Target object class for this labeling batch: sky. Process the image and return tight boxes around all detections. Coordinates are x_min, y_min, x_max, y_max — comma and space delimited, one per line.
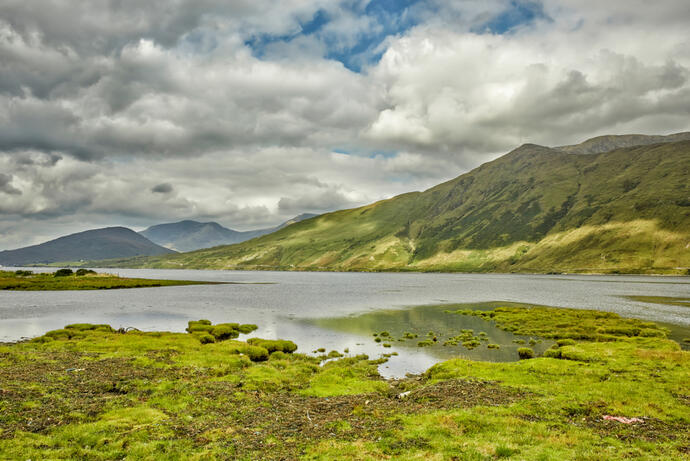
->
1, 0, 689, 249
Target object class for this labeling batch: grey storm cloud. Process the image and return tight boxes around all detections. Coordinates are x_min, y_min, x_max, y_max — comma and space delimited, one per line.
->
151, 183, 174, 194
0, 173, 21, 195
0, 0, 689, 248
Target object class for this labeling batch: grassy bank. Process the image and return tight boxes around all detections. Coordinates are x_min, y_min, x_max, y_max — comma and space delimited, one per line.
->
0, 270, 218, 291
0, 307, 688, 459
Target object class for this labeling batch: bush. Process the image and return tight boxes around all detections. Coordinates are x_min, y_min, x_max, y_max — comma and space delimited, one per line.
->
44, 329, 84, 340
247, 338, 297, 354
462, 340, 481, 349
75, 269, 97, 276
211, 325, 239, 340
198, 334, 215, 344
270, 351, 288, 360
65, 323, 114, 332
14, 270, 32, 276
237, 324, 258, 334
556, 339, 577, 347
518, 347, 534, 359
54, 269, 73, 277
417, 340, 433, 347
187, 324, 213, 334
187, 320, 214, 333
487, 343, 500, 349
543, 348, 562, 358
243, 345, 269, 362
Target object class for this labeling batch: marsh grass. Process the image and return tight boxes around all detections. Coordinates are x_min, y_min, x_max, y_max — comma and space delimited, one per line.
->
0, 270, 217, 291
1, 304, 688, 460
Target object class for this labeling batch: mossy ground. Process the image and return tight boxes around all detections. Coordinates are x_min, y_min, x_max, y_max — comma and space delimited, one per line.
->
0, 270, 218, 290
1, 306, 688, 460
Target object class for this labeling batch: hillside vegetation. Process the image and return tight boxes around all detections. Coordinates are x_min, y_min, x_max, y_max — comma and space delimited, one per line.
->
92, 135, 690, 274
0, 227, 174, 266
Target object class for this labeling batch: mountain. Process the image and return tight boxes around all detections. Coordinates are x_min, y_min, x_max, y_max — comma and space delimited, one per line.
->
140, 214, 318, 252
557, 132, 690, 155
0, 227, 175, 266
88, 133, 690, 274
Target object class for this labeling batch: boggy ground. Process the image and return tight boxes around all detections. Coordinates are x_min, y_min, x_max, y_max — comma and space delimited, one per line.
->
0, 306, 688, 460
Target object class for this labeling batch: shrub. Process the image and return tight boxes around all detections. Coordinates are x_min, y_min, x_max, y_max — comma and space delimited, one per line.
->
462, 340, 481, 349
14, 270, 33, 276
243, 345, 269, 362
487, 343, 500, 349
270, 351, 288, 360
518, 347, 534, 359
247, 338, 298, 354
383, 343, 392, 348
556, 339, 577, 347
75, 269, 97, 276
211, 325, 239, 341
187, 324, 213, 334
403, 332, 417, 339
237, 324, 258, 334
44, 329, 84, 340
65, 323, 114, 332
54, 269, 73, 277
198, 334, 215, 344
543, 348, 562, 359
187, 320, 214, 333
417, 340, 433, 347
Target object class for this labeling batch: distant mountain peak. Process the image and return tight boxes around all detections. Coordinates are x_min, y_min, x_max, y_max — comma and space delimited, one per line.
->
140, 214, 319, 252
557, 131, 690, 155
0, 227, 174, 266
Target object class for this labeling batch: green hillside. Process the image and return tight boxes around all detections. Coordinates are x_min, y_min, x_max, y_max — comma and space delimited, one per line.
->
94, 136, 690, 274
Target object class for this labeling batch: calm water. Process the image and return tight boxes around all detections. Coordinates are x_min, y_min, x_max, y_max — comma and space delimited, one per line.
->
1, 268, 689, 377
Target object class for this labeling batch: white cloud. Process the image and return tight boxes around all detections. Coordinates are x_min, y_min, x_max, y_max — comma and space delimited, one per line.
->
0, 0, 689, 248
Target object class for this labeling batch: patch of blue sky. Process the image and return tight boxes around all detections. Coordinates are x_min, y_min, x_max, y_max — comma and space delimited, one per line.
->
244, 0, 426, 72
474, 1, 550, 34
244, 0, 548, 71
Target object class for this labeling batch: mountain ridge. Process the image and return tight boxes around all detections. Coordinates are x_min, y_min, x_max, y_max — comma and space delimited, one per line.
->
80, 133, 690, 274
0, 227, 175, 266
139, 214, 318, 252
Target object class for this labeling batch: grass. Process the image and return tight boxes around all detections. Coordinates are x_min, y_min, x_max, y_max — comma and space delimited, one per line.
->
0, 270, 218, 291
0, 305, 688, 459
85, 140, 690, 274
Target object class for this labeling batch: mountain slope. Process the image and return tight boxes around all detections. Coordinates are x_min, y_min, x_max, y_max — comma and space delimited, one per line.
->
140, 214, 318, 252
91, 134, 690, 274
0, 227, 175, 266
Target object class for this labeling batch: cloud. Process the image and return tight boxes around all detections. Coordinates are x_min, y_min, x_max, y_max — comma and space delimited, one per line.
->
0, 0, 689, 248
151, 183, 174, 194
0, 173, 21, 195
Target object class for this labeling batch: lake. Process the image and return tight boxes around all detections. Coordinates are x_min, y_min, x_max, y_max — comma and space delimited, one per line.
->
1, 268, 689, 377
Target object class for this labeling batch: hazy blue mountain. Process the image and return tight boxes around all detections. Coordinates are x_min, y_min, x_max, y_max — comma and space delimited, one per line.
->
0, 227, 175, 266
140, 214, 318, 251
